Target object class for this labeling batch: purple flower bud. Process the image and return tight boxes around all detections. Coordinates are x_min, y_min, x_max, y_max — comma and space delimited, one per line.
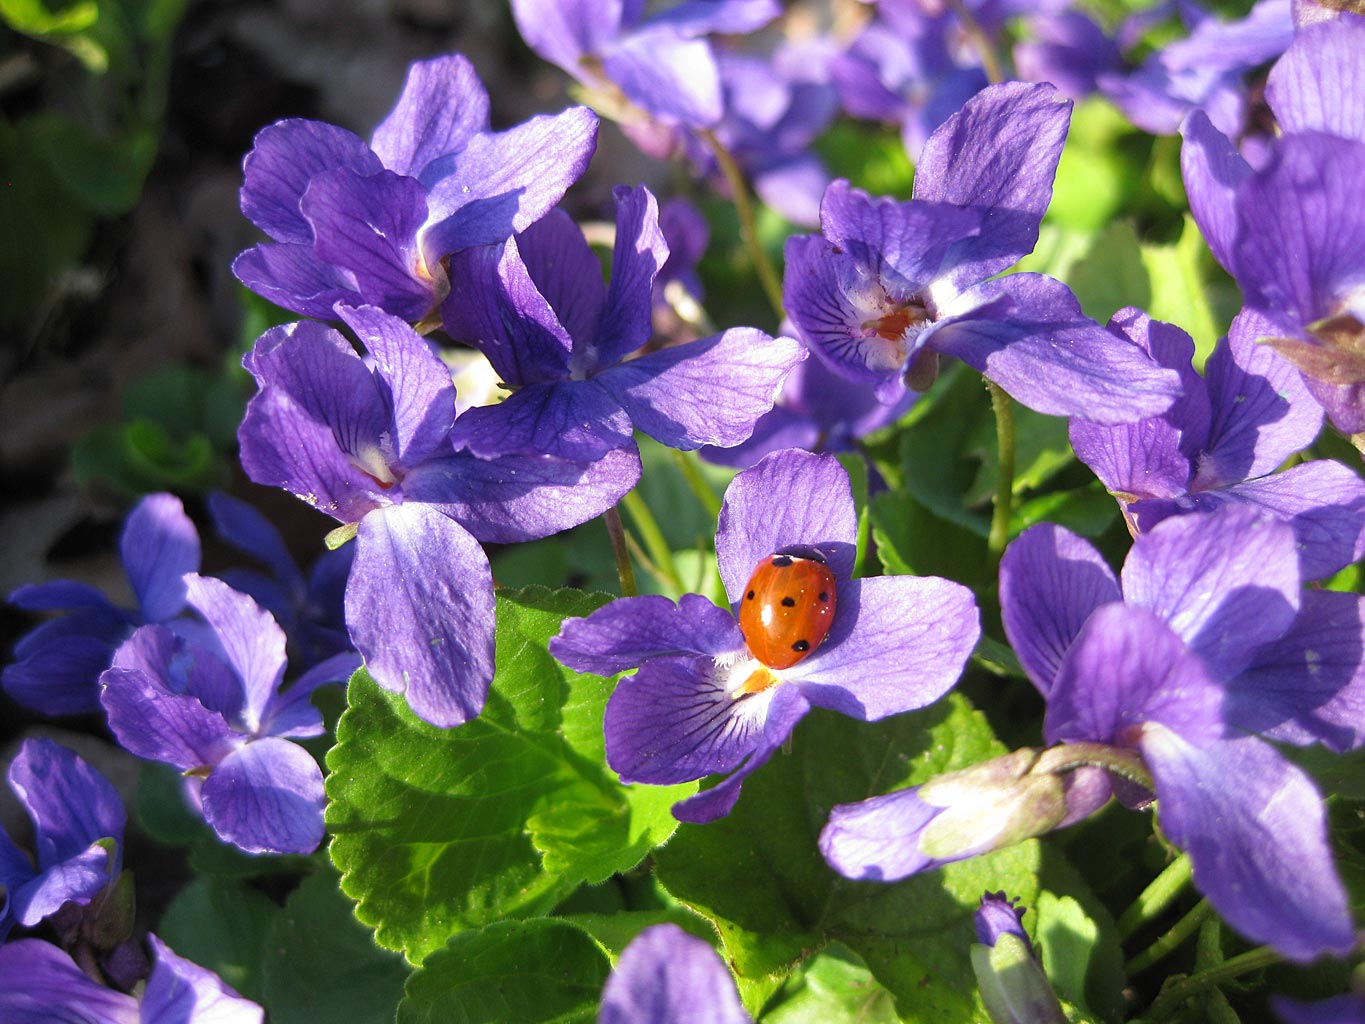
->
971, 892, 1066, 1024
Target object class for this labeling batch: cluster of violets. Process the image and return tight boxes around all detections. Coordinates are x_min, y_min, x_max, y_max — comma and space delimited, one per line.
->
4, 0, 1365, 1019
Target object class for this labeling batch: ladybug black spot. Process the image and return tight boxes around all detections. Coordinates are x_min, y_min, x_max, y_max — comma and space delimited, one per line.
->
818, 592, 829, 602
780, 596, 796, 607
792, 639, 810, 652
747, 590, 755, 600
772, 555, 793, 567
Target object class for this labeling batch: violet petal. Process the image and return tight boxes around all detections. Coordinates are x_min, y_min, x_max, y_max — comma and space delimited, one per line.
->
200, 739, 325, 855
999, 523, 1121, 696
345, 505, 495, 728
551, 593, 744, 677
714, 449, 858, 605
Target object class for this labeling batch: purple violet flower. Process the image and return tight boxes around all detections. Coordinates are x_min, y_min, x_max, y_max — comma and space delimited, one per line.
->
1069, 307, 1365, 580
1013, 10, 1122, 101
1275, 991, 1365, 1024
0, 738, 125, 942
208, 491, 355, 667
1181, 17, 1365, 434
233, 54, 599, 323
598, 923, 751, 1024
0, 935, 263, 1024
441, 184, 806, 463
700, 353, 914, 469
823, 507, 1364, 961
4, 493, 199, 716
831, 6, 989, 163
99, 574, 358, 855
1098, 0, 1293, 140
510, 0, 781, 158
972, 892, 1067, 1024
783, 81, 1183, 420
685, 42, 839, 228
552, 448, 980, 823
238, 303, 640, 727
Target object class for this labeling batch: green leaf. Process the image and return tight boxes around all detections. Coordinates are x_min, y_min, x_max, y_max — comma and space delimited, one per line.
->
1013, 482, 1120, 538
561, 908, 716, 961
814, 122, 915, 199
763, 945, 901, 1024
0, 118, 96, 322
871, 489, 990, 592
1034, 888, 1125, 1024
261, 867, 411, 1024
326, 587, 695, 963
397, 919, 610, 1024
1141, 214, 1240, 368
1047, 100, 1141, 232
965, 403, 1077, 508
653, 696, 1042, 1022
0, 0, 106, 70
157, 878, 280, 1000
28, 114, 156, 216
896, 364, 993, 536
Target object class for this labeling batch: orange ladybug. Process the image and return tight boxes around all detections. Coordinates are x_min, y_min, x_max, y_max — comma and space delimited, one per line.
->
738, 553, 837, 670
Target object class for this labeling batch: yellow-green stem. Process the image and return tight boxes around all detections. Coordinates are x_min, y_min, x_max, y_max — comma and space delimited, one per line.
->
945, 0, 1005, 85
622, 490, 685, 595
1125, 900, 1211, 975
1138, 946, 1280, 1023
1117, 855, 1193, 941
604, 506, 637, 597
700, 129, 786, 324
986, 380, 1016, 563
671, 449, 722, 520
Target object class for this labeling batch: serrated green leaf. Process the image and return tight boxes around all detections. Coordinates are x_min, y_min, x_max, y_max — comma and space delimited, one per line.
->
262, 867, 411, 1024
397, 919, 610, 1024
653, 695, 1041, 1022
327, 588, 695, 963
157, 878, 280, 1000
560, 908, 715, 961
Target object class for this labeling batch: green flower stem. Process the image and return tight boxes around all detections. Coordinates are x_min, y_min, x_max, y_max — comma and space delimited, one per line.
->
603, 506, 638, 597
1117, 854, 1193, 942
671, 449, 723, 521
622, 490, 685, 595
699, 128, 786, 324
1125, 899, 1211, 976
986, 379, 1017, 563
945, 0, 1005, 85
1138, 946, 1280, 1023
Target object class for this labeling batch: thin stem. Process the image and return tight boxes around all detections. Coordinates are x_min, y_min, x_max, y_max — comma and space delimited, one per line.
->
699, 128, 785, 323
603, 507, 638, 597
622, 490, 685, 594
944, 0, 1005, 85
1125, 899, 1211, 975
1117, 855, 1193, 942
1139, 946, 1280, 1023
986, 380, 1016, 563
671, 449, 722, 521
